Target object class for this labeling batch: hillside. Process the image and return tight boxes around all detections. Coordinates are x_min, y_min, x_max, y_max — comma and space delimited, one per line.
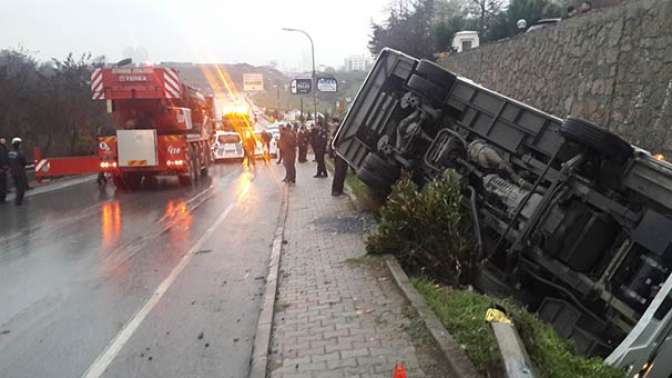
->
159, 62, 290, 96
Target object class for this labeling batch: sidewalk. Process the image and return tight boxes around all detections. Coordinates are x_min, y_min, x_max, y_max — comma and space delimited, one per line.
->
268, 160, 451, 378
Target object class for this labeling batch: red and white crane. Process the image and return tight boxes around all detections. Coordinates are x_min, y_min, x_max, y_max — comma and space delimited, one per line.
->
92, 66, 214, 189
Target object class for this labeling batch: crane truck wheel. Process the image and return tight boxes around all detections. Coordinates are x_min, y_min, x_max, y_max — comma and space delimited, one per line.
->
200, 145, 210, 177
178, 148, 198, 186
124, 173, 142, 190
191, 147, 201, 182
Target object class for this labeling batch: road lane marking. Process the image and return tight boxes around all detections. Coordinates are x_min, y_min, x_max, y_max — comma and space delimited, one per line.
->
81, 178, 251, 378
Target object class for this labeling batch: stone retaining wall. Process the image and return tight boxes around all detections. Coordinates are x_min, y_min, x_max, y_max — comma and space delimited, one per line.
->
438, 0, 672, 153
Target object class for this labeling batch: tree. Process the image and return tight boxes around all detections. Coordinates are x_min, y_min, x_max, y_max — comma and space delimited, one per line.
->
369, 0, 436, 60
486, 0, 562, 41
432, 0, 478, 51
466, 0, 505, 37
0, 49, 110, 158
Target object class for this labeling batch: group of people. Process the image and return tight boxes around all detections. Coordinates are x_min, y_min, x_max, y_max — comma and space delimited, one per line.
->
0, 137, 29, 206
275, 119, 331, 184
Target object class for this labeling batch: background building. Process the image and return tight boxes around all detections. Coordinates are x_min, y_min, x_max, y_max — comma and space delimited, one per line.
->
343, 55, 371, 72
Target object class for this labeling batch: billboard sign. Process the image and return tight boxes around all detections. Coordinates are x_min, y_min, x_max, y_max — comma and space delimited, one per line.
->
290, 78, 312, 95
317, 77, 338, 92
243, 73, 264, 91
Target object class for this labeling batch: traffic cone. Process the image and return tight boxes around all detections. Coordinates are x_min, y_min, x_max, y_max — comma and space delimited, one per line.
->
392, 361, 407, 378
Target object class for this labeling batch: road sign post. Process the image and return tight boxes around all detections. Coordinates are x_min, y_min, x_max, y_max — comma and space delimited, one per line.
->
243, 73, 264, 92
290, 78, 312, 95
317, 77, 338, 92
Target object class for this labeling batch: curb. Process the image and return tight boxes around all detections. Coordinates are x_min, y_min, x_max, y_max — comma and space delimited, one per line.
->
249, 184, 289, 378
384, 255, 480, 378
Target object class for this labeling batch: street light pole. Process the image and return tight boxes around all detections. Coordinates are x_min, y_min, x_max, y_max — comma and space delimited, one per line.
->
282, 27, 318, 124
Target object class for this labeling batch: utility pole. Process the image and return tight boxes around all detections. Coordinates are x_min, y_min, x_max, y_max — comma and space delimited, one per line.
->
282, 28, 318, 124
300, 97, 304, 122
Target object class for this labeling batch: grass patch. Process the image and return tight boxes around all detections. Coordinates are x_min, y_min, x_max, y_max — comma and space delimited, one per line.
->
344, 170, 382, 211
326, 158, 382, 211
412, 278, 624, 378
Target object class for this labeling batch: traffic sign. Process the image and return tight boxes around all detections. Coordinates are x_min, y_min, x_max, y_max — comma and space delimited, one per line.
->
243, 73, 264, 91
317, 77, 337, 92
290, 78, 312, 95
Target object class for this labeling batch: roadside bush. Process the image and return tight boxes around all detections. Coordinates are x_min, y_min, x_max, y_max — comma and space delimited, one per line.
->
366, 172, 474, 285
413, 278, 625, 378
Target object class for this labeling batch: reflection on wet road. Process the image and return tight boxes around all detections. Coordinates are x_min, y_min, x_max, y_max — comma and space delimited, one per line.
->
0, 163, 284, 378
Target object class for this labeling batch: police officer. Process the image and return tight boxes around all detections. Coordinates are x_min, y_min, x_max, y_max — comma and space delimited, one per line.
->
313, 122, 328, 178
8, 137, 28, 206
330, 118, 348, 196
297, 126, 309, 163
0, 137, 9, 203
280, 125, 297, 183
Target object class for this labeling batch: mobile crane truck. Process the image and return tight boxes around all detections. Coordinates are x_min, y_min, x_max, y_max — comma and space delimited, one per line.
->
92, 66, 213, 190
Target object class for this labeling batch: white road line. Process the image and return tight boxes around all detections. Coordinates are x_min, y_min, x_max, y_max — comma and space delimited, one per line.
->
81, 182, 250, 378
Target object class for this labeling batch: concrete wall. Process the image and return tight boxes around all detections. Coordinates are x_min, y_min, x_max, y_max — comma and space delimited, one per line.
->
438, 0, 672, 153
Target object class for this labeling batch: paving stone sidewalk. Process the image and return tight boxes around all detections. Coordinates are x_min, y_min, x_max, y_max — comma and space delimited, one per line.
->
268, 160, 451, 378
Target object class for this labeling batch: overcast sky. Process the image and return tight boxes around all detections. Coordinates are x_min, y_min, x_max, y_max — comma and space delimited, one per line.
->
1, 0, 388, 71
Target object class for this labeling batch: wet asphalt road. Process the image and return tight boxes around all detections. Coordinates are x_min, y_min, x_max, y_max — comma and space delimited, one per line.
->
0, 161, 285, 378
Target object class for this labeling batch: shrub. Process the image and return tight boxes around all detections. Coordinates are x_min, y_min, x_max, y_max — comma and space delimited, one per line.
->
366, 172, 474, 285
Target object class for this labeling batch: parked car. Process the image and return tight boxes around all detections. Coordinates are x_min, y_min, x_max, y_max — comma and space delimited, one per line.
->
526, 18, 561, 32
212, 131, 244, 161
333, 48, 672, 378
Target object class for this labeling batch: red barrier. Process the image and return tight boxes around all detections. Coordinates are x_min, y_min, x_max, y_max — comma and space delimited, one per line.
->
34, 155, 101, 179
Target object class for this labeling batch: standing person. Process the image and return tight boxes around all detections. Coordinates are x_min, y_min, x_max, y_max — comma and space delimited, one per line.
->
278, 126, 288, 180
276, 125, 285, 165
330, 118, 348, 196
8, 137, 28, 206
242, 129, 256, 170
313, 123, 328, 178
297, 126, 308, 163
282, 126, 297, 183
0, 137, 8, 203
309, 126, 318, 161
260, 129, 272, 161
285, 129, 296, 184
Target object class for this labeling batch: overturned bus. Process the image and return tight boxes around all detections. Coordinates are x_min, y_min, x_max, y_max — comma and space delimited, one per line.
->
333, 48, 672, 377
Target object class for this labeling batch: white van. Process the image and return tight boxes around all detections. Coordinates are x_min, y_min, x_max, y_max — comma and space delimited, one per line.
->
212, 131, 244, 161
